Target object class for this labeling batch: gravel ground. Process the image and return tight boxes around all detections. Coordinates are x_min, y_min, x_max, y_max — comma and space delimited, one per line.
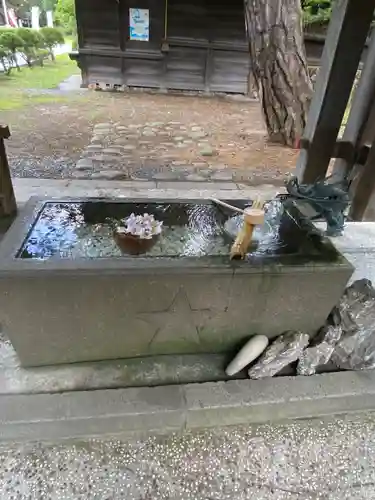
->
3, 90, 298, 183
1, 413, 375, 499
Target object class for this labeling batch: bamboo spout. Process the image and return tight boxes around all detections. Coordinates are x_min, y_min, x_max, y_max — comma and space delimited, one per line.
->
230, 200, 265, 260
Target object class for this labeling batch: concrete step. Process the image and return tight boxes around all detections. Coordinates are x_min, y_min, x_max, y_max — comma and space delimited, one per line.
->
12, 178, 283, 204
1, 370, 375, 442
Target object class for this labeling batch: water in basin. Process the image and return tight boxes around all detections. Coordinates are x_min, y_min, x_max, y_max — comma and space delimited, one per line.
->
16, 199, 336, 262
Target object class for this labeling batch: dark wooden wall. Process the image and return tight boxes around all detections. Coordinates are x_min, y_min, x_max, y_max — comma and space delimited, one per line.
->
73, 0, 357, 94
75, 0, 251, 93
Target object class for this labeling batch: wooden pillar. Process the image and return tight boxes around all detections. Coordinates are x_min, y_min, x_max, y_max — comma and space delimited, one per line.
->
347, 97, 375, 220
332, 29, 375, 181
0, 125, 17, 218
349, 131, 375, 220
296, 0, 375, 184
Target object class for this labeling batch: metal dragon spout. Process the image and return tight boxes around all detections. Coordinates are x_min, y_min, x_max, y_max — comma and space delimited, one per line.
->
283, 176, 350, 236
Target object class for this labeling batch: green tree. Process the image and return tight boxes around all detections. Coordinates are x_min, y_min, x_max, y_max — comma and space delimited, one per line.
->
54, 0, 76, 35
40, 26, 64, 60
15, 27, 44, 67
245, 0, 313, 147
0, 29, 24, 71
0, 45, 12, 75
244, 0, 336, 147
302, 0, 333, 26
0, 33, 13, 75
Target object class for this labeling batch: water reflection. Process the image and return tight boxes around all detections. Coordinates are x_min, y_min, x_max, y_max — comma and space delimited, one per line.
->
223, 200, 286, 256
17, 199, 318, 261
20, 204, 85, 259
181, 204, 223, 256
20, 202, 232, 259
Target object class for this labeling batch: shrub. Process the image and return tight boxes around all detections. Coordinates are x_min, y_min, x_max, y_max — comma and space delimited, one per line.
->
0, 42, 12, 75
0, 27, 65, 75
0, 29, 24, 71
15, 28, 45, 67
35, 48, 50, 67
71, 35, 78, 51
55, 0, 77, 36
302, 0, 332, 26
40, 27, 65, 61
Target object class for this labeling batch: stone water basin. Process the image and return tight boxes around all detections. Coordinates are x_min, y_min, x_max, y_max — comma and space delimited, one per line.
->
0, 197, 353, 367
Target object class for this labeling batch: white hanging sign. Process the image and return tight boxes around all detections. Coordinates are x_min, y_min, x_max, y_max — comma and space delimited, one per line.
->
129, 8, 149, 41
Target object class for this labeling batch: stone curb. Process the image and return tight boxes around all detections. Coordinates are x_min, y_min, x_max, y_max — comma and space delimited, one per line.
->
1, 371, 375, 443
13, 178, 283, 204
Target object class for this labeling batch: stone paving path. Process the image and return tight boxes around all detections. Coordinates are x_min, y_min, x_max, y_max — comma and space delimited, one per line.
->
74, 118, 292, 184
5, 91, 298, 184
0, 413, 374, 499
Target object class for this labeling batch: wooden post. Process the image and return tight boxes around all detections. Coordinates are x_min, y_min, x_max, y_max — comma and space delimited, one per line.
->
296, 0, 375, 184
349, 131, 375, 220
0, 125, 17, 218
347, 97, 375, 221
332, 29, 375, 181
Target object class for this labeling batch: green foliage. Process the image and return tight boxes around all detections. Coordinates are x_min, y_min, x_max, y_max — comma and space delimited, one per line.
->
15, 27, 44, 50
0, 45, 13, 75
0, 27, 66, 72
0, 30, 24, 54
301, 0, 333, 26
40, 27, 65, 60
40, 27, 65, 48
15, 28, 44, 67
302, 0, 375, 27
35, 47, 50, 66
54, 0, 76, 35
0, 53, 80, 110
71, 35, 78, 51
0, 28, 12, 75
0, 29, 24, 73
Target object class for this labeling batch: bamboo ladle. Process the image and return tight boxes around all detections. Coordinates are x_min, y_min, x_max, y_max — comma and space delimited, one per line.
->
210, 198, 265, 260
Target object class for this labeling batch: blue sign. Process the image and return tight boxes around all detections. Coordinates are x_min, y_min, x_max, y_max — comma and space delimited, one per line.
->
129, 8, 150, 41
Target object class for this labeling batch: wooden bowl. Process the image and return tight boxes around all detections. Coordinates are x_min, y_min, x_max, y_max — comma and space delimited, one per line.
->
114, 231, 160, 255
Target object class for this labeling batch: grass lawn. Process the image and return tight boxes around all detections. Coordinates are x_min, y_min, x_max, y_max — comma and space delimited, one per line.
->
0, 54, 80, 111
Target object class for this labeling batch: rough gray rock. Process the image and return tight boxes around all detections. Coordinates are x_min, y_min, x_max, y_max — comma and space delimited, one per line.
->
248, 331, 310, 379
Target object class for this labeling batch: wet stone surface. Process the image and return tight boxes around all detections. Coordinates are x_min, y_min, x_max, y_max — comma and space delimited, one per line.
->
0, 413, 375, 499
16, 199, 308, 261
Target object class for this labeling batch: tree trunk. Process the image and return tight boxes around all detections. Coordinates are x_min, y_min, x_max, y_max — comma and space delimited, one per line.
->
0, 57, 11, 76
11, 52, 20, 71
244, 0, 313, 146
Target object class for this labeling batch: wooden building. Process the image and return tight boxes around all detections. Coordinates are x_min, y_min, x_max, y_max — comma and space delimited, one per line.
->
72, 0, 329, 94
73, 0, 253, 93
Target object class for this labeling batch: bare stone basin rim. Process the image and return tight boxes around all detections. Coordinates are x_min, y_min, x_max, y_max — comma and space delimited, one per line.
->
0, 196, 354, 367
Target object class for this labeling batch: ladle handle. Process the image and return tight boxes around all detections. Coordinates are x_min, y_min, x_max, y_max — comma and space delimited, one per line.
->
210, 198, 245, 214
